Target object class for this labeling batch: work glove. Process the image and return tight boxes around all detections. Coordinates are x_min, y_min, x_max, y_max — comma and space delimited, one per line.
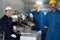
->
30, 13, 33, 18
11, 34, 16, 38
37, 31, 42, 34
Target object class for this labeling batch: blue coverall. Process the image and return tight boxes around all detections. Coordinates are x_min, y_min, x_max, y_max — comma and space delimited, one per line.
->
26, 11, 45, 40
45, 9, 60, 40
31, 11, 45, 31
0, 15, 21, 40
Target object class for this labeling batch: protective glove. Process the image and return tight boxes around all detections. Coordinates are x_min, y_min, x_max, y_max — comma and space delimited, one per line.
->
37, 31, 42, 34
11, 34, 16, 38
30, 13, 33, 18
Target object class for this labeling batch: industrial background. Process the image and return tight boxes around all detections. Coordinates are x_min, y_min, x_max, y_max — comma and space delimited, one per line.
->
0, 0, 60, 40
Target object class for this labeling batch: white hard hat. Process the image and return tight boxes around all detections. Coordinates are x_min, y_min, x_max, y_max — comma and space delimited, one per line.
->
5, 6, 12, 10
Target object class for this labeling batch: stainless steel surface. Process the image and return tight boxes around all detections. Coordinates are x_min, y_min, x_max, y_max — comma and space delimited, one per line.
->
20, 30, 41, 40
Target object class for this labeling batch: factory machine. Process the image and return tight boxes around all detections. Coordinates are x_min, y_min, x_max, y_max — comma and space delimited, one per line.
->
11, 12, 48, 40
11, 12, 34, 31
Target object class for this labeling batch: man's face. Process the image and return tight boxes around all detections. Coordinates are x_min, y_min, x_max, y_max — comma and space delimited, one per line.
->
5, 10, 12, 16
34, 6, 40, 11
50, 4, 57, 10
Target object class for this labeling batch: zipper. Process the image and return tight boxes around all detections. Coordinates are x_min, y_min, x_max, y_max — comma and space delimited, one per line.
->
52, 12, 54, 33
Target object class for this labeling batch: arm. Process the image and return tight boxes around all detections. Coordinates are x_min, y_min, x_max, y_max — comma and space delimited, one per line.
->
40, 11, 46, 31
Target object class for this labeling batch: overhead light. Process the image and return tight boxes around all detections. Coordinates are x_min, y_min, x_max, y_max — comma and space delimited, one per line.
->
36, 0, 43, 5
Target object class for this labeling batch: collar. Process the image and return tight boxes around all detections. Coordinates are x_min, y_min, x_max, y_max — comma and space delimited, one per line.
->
51, 9, 58, 13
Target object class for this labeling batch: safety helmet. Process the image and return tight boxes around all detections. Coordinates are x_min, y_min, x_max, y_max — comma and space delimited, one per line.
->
34, 3, 39, 8
5, 6, 12, 11
49, 0, 57, 5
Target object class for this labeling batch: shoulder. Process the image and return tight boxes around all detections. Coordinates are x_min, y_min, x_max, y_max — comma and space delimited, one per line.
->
31, 11, 36, 13
31, 11, 36, 15
0, 15, 6, 23
0, 15, 5, 21
39, 11, 46, 16
40, 11, 44, 14
46, 11, 51, 15
57, 9, 60, 12
56, 10, 60, 15
40, 11, 44, 13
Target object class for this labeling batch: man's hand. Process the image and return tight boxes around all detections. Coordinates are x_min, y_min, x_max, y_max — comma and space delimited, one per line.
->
11, 34, 16, 38
37, 31, 42, 34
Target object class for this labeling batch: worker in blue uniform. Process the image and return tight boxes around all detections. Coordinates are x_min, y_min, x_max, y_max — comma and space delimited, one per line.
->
31, 4, 45, 31
0, 7, 21, 40
45, 0, 60, 40
26, 4, 45, 40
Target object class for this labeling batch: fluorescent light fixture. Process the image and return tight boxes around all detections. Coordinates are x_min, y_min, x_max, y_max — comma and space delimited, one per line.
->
36, 0, 43, 5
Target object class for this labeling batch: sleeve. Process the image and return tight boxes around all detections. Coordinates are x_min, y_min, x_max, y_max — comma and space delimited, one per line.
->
0, 19, 12, 36
40, 11, 46, 31
45, 12, 49, 26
